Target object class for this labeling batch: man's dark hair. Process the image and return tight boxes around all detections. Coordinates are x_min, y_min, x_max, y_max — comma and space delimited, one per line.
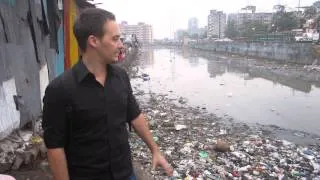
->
73, 8, 115, 52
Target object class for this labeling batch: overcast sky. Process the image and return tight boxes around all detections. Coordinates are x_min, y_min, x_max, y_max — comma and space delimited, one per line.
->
94, 0, 316, 39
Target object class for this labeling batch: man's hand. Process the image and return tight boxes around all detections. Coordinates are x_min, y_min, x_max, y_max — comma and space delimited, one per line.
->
152, 150, 173, 176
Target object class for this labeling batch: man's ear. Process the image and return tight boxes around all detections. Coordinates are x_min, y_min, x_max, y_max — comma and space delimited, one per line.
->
87, 35, 100, 49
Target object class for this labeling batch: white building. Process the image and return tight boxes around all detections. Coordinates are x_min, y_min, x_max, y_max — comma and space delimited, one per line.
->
119, 21, 153, 44
228, 6, 273, 31
208, 10, 227, 38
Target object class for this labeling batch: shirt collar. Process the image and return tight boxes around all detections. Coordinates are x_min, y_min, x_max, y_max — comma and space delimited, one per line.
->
73, 59, 117, 83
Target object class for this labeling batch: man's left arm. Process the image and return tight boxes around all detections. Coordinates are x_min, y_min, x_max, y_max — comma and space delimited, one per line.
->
131, 114, 159, 153
124, 71, 173, 176
131, 114, 173, 176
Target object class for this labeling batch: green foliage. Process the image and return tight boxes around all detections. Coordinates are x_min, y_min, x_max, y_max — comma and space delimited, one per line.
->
241, 21, 269, 38
225, 20, 239, 38
272, 12, 298, 31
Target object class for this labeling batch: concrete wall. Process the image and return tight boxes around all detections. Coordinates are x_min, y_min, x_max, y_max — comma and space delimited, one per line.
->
0, 78, 20, 140
190, 41, 317, 65
0, 0, 58, 140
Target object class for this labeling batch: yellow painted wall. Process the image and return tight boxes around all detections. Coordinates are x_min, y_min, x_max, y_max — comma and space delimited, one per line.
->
69, 0, 79, 66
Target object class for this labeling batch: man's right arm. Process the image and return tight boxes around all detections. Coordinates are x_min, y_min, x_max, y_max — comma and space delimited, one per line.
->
42, 82, 69, 180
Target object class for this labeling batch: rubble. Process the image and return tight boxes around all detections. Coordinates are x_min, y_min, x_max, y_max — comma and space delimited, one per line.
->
304, 60, 320, 72
174, 125, 187, 131
0, 129, 47, 173
213, 140, 232, 153
129, 87, 320, 180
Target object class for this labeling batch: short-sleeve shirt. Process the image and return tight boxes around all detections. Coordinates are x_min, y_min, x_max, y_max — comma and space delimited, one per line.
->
42, 60, 141, 180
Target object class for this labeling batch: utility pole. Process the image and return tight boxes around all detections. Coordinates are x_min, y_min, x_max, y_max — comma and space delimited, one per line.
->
298, 0, 301, 12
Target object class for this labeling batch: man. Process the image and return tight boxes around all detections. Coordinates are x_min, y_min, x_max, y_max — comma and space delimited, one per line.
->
42, 8, 173, 180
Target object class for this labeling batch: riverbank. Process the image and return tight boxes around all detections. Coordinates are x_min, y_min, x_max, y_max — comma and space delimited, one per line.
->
126, 47, 320, 179
186, 47, 320, 85
189, 41, 320, 65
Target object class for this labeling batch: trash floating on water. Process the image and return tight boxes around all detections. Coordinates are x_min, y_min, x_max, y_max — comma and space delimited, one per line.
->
141, 73, 150, 81
294, 132, 306, 137
178, 97, 187, 104
270, 107, 276, 112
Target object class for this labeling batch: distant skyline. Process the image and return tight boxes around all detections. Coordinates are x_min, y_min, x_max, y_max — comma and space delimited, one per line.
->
95, 0, 316, 39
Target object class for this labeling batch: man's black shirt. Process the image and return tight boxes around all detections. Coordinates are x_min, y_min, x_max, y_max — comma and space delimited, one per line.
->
42, 60, 141, 180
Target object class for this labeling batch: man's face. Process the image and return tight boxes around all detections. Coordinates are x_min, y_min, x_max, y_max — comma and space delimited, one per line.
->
95, 20, 123, 64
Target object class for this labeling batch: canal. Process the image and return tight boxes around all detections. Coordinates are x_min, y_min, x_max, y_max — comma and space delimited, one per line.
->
131, 47, 320, 136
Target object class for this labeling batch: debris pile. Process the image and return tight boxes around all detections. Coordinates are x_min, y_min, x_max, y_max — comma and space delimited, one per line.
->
0, 128, 47, 173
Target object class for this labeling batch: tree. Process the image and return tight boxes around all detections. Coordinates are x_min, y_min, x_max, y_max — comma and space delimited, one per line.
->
240, 21, 268, 38
304, 6, 317, 19
272, 12, 298, 31
299, 18, 306, 28
225, 20, 239, 38
251, 21, 269, 34
313, 1, 320, 9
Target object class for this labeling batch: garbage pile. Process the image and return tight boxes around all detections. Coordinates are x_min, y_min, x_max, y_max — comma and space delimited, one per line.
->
129, 91, 320, 180
0, 128, 47, 173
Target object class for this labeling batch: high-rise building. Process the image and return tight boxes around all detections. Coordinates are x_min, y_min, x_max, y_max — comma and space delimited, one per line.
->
119, 21, 153, 44
208, 10, 227, 38
238, 13, 273, 26
188, 17, 199, 36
